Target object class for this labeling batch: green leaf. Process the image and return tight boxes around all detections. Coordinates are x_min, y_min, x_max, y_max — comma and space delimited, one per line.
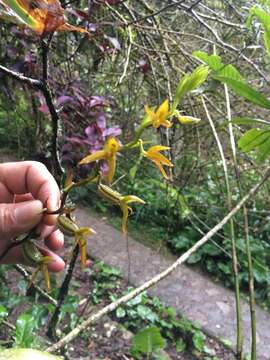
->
194, 50, 270, 110
202, 243, 221, 256
230, 117, 270, 126
126, 293, 143, 306
192, 51, 223, 71
129, 164, 138, 180
0, 305, 8, 325
116, 307, 126, 318
1, 0, 38, 30
15, 314, 36, 348
249, 6, 270, 58
192, 331, 206, 352
131, 326, 166, 355
238, 129, 270, 151
136, 305, 159, 322
215, 76, 270, 109
218, 262, 231, 275
216, 64, 244, 82
172, 65, 209, 110
193, 51, 243, 81
0, 349, 62, 360
25, 304, 48, 329
176, 338, 186, 352
187, 252, 202, 264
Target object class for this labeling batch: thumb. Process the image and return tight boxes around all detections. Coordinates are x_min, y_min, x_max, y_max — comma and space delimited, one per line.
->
0, 200, 43, 240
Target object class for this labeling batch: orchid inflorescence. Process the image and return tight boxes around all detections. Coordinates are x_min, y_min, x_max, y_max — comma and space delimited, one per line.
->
79, 67, 209, 235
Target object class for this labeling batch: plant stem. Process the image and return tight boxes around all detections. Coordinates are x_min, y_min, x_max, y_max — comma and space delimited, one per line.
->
202, 96, 243, 359
224, 84, 256, 359
46, 245, 79, 340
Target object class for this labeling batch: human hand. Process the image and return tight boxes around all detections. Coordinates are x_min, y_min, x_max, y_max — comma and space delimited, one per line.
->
0, 161, 64, 272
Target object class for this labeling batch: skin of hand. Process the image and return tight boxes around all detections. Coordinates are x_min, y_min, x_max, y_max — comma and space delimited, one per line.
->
0, 161, 65, 272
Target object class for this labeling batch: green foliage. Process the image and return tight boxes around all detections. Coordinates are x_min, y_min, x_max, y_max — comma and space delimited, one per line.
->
172, 65, 209, 111
15, 313, 37, 348
230, 117, 270, 126
193, 51, 270, 109
115, 291, 208, 354
0, 349, 62, 360
89, 261, 211, 356
0, 305, 8, 323
89, 261, 122, 304
130, 326, 166, 359
248, 6, 270, 59
238, 128, 270, 161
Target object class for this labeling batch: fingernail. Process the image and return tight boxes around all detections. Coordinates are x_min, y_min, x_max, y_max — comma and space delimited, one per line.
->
14, 200, 43, 226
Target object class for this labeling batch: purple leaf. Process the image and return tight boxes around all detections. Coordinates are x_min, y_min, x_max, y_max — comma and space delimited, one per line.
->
57, 95, 73, 106
87, 96, 107, 108
38, 104, 49, 114
103, 126, 122, 137
96, 114, 106, 129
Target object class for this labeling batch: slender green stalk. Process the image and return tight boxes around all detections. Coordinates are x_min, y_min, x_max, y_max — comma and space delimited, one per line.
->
202, 96, 243, 359
224, 85, 256, 359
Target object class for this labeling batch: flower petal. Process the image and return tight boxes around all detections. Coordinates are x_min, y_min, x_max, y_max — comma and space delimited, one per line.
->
148, 153, 173, 167
156, 99, 169, 118
177, 115, 201, 125
147, 145, 170, 152
79, 150, 107, 164
144, 105, 156, 120
151, 159, 170, 179
105, 154, 116, 184
121, 195, 145, 205
104, 137, 120, 155
120, 203, 129, 234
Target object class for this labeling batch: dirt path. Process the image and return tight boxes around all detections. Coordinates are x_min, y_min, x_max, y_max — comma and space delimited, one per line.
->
76, 206, 270, 360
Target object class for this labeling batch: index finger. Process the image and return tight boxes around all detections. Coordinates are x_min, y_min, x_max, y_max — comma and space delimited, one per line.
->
0, 161, 60, 225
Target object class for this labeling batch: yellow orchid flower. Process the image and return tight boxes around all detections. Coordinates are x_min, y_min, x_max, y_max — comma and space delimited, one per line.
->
57, 214, 96, 268
144, 99, 172, 128
79, 137, 120, 184
174, 110, 201, 125
143, 144, 173, 180
119, 195, 145, 235
98, 183, 145, 234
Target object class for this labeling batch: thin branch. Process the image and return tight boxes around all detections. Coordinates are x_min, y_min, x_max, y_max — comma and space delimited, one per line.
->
0, 63, 64, 180
202, 96, 243, 359
125, 0, 186, 26
14, 265, 57, 306
46, 167, 270, 353
224, 85, 257, 360
171, 1, 270, 84
47, 245, 79, 340
0, 65, 42, 88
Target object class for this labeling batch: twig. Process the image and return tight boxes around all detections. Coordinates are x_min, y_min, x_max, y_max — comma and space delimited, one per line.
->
2, 319, 15, 331
117, 25, 132, 85
47, 245, 79, 340
41, 83, 64, 180
14, 265, 57, 306
46, 167, 270, 353
0, 63, 64, 179
202, 95, 243, 359
125, 0, 186, 26
171, 1, 270, 84
0, 65, 42, 88
224, 85, 256, 360
41, 35, 53, 81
